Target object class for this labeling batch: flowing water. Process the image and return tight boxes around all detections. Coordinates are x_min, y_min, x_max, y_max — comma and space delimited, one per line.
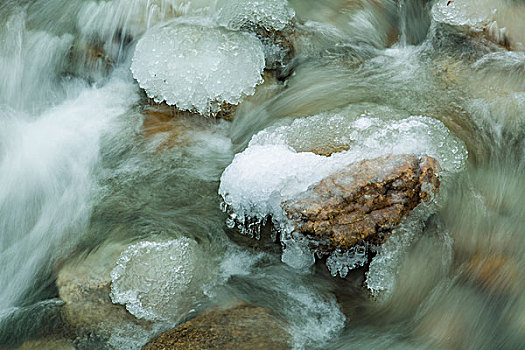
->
0, 0, 524, 349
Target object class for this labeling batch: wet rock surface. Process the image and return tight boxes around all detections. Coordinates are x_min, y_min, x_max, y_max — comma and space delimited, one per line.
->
283, 154, 441, 251
142, 304, 290, 350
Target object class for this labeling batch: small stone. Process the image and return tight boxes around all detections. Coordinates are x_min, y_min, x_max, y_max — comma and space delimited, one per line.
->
142, 304, 290, 350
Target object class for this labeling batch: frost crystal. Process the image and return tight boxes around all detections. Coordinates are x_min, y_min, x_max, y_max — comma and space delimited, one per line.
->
110, 238, 211, 321
131, 19, 265, 115
216, 0, 295, 32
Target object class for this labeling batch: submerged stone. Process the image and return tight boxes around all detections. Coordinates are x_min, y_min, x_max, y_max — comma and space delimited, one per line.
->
142, 304, 290, 350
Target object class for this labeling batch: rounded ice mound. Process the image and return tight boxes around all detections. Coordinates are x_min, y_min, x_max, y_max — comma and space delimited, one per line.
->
219, 112, 468, 236
431, 0, 494, 27
216, 0, 295, 32
131, 20, 265, 116
110, 238, 211, 321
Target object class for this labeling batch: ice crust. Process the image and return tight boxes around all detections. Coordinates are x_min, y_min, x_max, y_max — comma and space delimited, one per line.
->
219, 112, 467, 271
131, 19, 265, 115
431, 0, 495, 28
216, 0, 295, 32
110, 238, 210, 321
365, 204, 428, 299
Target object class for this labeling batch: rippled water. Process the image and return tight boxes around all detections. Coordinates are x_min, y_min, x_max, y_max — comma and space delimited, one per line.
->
0, 0, 524, 349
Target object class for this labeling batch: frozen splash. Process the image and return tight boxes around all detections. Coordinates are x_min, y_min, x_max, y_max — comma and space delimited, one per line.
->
131, 19, 265, 115
365, 204, 430, 300
284, 286, 346, 349
110, 238, 213, 322
216, 0, 295, 32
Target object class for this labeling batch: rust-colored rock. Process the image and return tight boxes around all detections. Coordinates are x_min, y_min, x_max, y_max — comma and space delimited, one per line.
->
282, 154, 440, 251
142, 304, 290, 350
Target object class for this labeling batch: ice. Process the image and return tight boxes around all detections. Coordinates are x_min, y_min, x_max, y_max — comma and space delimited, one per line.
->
365, 205, 427, 300
431, 0, 494, 28
131, 19, 265, 116
220, 113, 467, 231
215, 0, 295, 32
326, 245, 368, 278
215, 0, 295, 68
110, 238, 212, 322
280, 237, 316, 270
219, 111, 467, 271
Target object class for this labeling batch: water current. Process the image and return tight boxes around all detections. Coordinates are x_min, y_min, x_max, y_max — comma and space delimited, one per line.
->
0, 0, 524, 349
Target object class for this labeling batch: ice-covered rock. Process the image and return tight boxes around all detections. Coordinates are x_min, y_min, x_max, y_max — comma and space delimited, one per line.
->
131, 19, 265, 116
56, 242, 160, 349
110, 238, 213, 322
431, 0, 525, 51
432, 0, 494, 28
219, 112, 467, 272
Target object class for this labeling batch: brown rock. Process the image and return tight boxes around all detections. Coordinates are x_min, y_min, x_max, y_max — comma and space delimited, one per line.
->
142, 304, 290, 350
282, 154, 440, 252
